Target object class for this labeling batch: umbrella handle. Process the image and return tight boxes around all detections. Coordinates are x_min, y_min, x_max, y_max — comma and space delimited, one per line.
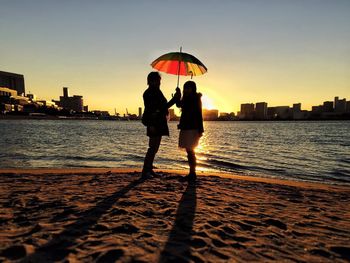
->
176, 47, 182, 88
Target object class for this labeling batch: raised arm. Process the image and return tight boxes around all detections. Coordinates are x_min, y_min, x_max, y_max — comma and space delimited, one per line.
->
166, 87, 182, 109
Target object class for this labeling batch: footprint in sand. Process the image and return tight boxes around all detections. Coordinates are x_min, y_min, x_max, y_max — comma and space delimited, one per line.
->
112, 223, 139, 234
191, 237, 208, 249
264, 218, 287, 230
1, 245, 28, 261
96, 249, 124, 263
330, 246, 350, 261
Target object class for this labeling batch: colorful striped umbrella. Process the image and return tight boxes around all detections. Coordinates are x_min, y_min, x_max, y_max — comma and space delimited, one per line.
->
151, 47, 207, 87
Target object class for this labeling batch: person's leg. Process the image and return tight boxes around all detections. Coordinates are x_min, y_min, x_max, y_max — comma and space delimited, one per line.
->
186, 148, 196, 179
143, 136, 162, 175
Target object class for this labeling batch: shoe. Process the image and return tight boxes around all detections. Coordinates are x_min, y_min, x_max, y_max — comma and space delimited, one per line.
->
150, 170, 161, 178
179, 173, 197, 183
188, 172, 197, 183
141, 170, 152, 179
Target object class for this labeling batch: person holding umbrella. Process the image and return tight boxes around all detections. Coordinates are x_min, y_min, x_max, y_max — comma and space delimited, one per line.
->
146, 48, 207, 180
141, 71, 181, 178
176, 80, 204, 182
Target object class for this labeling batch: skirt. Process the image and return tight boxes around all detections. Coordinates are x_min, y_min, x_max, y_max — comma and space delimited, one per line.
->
179, 129, 200, 149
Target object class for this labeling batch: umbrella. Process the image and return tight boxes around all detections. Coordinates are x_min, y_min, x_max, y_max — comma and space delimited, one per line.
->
151, 47, 207, 87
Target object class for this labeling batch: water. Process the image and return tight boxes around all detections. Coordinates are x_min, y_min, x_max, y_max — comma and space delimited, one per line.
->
1, 120, 349, 185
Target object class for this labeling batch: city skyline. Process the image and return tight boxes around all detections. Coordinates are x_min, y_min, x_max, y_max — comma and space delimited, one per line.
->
1, 73, 349, 120
1, 1, 349, 114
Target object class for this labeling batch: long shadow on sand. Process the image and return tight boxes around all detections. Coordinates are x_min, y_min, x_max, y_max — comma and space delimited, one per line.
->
21, 176, 144, 262
159, 181, 197, 263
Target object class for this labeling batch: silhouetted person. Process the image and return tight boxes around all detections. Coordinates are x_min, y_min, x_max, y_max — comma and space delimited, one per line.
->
176, 81, 204, 182
142, 72, 181, 178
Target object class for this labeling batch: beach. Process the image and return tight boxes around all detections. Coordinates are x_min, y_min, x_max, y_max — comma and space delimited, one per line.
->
0, 169, 349, 262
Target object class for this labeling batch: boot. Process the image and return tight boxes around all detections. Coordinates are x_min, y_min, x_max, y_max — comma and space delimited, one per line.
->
187, 150, 197, 182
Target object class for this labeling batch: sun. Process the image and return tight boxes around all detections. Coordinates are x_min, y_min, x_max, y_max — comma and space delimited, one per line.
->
201, 95, 216, 110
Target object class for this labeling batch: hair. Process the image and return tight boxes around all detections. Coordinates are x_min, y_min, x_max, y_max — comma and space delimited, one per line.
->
147, 71, 161, 85
183, 81, 197, 94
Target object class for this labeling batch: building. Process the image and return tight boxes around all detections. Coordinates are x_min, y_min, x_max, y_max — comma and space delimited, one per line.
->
0, 71, 25, 96
255, 102, 268, 120
267, 107, 276, 119
26, 93, 37, 101
335, 97, 346, 113
346, 101, 350, 113
138, 107, 142, 119
323, 101, 333, 112
203, 109, 219, 121
293, 103, 301, 112
218, 112, 235, 121
312, 105, 323, 114
0, 87, 17, 97
0, 87, 29, 108
274, 106, 291, 119
58, 87, 84, 112
239, 103, 254, 119
36, 100, 58, 108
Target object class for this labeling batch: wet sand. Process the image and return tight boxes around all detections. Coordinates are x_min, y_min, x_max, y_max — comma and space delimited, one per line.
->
0, 168, 349, 262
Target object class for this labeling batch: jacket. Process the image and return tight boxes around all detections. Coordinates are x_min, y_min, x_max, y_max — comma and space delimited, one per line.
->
142, 86, 177, 137
177, 93, 204, 134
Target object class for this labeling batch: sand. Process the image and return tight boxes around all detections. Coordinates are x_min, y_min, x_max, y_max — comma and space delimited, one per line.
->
0, 168, 349, 262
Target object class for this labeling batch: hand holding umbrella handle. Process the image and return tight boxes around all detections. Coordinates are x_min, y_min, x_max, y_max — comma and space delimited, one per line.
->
174, 87, 181, 101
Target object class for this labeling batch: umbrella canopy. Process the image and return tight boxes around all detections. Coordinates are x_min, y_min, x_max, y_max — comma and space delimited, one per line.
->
151, 48, 207, 87
151, 52, 207, 77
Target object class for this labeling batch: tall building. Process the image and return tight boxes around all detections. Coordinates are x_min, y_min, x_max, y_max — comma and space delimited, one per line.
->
138, 107, 142, 118
334, 96, 346, 113
63, 87, 69, 97
255, 102, 267, 120
58, 87, 84, 112
0, 71, 25, 96
293, 103, 301, 112
240, 103, 254, 119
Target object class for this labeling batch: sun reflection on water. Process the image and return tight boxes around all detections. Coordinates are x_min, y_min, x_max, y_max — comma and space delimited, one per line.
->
195, 129, 211, 172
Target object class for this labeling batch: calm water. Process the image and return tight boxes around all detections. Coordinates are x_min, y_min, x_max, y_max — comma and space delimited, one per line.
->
1, 120, 349, 185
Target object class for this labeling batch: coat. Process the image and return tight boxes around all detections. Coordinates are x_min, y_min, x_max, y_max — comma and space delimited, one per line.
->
142, 86, 177, 137
177, 93, 204, 134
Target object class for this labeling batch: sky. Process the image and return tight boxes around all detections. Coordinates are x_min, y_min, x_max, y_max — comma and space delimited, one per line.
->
1, 0, 349, 114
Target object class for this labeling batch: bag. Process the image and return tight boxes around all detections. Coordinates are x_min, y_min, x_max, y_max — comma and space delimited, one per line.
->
142, 111, 161, 126
141, 112, 150, 126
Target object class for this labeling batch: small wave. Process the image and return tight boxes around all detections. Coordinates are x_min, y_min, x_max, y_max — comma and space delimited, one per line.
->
205, 158, 288, 175
206, 159, 246, 170
340, 158, 350, 165
124, 154, 145, 161
29, 155, 120, 163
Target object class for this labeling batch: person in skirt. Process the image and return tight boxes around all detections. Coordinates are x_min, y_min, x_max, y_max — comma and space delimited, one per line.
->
176, 81, 204, 182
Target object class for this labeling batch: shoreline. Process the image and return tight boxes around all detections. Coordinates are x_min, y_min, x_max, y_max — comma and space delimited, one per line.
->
1, 167, 348, 191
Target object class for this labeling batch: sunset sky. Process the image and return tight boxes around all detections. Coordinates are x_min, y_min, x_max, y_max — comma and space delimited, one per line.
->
1, 0, 349, 114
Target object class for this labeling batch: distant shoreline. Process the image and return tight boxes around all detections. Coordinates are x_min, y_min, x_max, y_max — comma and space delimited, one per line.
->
1, 114, 349, 122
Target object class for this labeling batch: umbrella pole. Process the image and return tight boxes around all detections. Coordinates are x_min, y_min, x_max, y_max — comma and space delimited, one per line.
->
176, 47, 182, 88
